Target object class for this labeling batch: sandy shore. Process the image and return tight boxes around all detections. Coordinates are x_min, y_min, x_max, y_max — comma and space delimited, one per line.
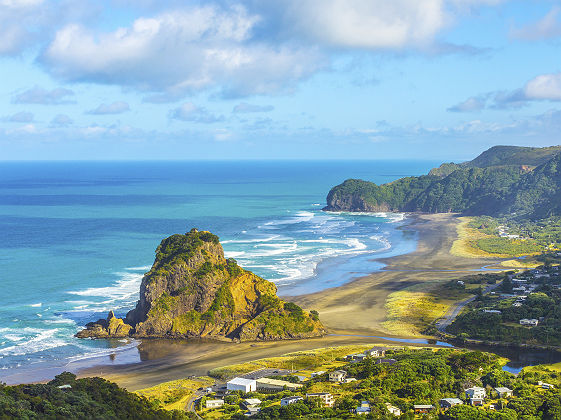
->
71, 213, 502, 390
5, 213, 503, 390
289, 213, 502, 335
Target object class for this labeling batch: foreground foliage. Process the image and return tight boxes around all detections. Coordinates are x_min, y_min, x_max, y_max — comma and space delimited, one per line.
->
0, 372, 188, 419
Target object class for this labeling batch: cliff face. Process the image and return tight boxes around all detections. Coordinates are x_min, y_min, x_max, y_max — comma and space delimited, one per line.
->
77, 229, 325, 341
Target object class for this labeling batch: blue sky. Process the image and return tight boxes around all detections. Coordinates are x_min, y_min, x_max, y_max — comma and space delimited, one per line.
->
1, 0, 561, 160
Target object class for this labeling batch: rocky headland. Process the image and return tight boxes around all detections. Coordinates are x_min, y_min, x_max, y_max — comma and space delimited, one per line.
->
77, 229, 325, 341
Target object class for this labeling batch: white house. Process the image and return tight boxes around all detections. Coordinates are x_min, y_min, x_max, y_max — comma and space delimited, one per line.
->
206, 399, 224, 409
539, 381, 555, 389
329, 370, 347, 382
495, 387, 513, 398
385, 403, 401, 416
465, 386, 486, 399
243, 398, 261, 409
439, 398, 463, 409
365, 347, 386, 358
280, 396, 303, 406
310, 371, 325, 378
520, 318, 539, 327
306, 393, 334, 407
226, 377, 257, 392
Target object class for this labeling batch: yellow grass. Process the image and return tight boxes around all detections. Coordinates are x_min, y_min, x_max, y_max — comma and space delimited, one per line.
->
208, 345, 385, 379
500, 259, 539, 268
451, 217, 504, 258
524, 361, 561, 373
383, 282, 467, 336
135, 376, 214, 411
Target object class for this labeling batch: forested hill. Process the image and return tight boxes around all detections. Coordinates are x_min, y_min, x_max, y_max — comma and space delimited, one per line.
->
324, 145, 561, 219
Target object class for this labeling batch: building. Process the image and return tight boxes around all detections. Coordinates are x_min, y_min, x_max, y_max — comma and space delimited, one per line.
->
344, 377, 357, 383
280, 396, 303, 406
57, 384, 72, 390
355, 401, 371, 415
483, 309, 501, 314
439, 398, 463, 409
243, 398, 261, 409
306, 393, 334, 407
413, 405, 434, 414
376, 358, 397, 365
205, 399, 224, 409
539, 381, 555, 389
520, 318, 539, 327
345, 353, 367, 361
465, 386, 486, 399
365, 347, 386, 357
470, 398, 484, 406
329, 370, 347, 382
226, 378, 257, 392
385, 403, 401, 416
256, 378, 303, 392
495, 387, 513, 398
310, 371, 325, 378
245, 406, 260, 417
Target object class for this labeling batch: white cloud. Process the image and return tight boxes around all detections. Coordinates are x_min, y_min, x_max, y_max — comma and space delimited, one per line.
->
511, 6, 561, 41
87, 101, 130, 115
448, 96, 486, 112
13, 86, 75, 104
170, 103, 224, 123
524, 73, 561, 101
41, 5, 323, 97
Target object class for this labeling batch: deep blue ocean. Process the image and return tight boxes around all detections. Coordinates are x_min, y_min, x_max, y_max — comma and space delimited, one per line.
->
0, 160, 438, 377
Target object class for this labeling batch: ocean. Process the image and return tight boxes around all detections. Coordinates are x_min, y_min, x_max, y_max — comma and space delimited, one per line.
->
0, 160, 438, 377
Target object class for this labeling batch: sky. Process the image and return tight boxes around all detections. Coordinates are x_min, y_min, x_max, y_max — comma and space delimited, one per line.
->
1, 0, 561, 161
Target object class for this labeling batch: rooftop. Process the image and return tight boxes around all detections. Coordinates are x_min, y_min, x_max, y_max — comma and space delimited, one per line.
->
227, 377, 256, 386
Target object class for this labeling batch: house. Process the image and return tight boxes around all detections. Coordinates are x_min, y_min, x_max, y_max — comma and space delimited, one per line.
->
465, 386, 486, 399
385, 403, 401, 416
513, 302, 523, 307
520, 318, 539, 327
376, 358, 397, 365
256, 378, 303, 392
206, 399, 224, 409
310, 371, 325, 378
346, 353, 367, 361
539, 381, 555, 389
57, 384, 72, 390
483, 309, 501, 314
470, 398, 484, 406
243, 398, 261, 409
245, 406, 260, 417
414, 405, 435, 414
227, 378, 257, 392
344, 377, 357, 383
329, 370, 347, 382
280, 396, 303, 406
439, 398, 463, 409
306, 393, 334, 407
495, 387, 513, 398
457, 280, 465, 286
355, 401, 371, 415
365, 347, 386, 357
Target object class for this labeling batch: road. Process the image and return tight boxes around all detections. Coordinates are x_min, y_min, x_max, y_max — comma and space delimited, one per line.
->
436, 280, 503, 333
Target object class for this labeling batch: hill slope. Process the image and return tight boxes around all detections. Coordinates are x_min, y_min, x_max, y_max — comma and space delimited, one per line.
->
324, 145, 561, 218
78, 229, 325, 341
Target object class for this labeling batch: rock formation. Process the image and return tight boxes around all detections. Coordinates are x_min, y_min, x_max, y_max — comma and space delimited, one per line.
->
77, 229, 325, 341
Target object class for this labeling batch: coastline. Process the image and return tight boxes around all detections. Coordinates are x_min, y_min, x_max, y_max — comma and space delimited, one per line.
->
2, 213, 505, 390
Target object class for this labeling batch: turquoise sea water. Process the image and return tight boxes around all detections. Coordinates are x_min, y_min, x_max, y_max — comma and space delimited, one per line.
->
0, 160, 438, 376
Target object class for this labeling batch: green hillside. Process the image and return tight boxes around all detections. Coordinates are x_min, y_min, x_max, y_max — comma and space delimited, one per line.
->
324, 145, 561, 219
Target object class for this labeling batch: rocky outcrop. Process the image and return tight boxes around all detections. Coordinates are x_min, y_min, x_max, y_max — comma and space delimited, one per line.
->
76, 311, 132, 338
323, 192, 392, 212
77, 229, 325, 341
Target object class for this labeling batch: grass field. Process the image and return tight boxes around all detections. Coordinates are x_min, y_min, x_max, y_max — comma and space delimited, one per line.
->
208, 345, 380, 380
136, 377, 215, 411
383, 281, 474, 336
451, 217, 542, 258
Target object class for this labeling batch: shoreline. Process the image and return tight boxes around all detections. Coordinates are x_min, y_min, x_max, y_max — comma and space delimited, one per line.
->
1, 213, 506, 389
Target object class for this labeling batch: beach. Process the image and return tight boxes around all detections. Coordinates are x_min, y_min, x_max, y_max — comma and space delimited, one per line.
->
70, 213, 503, 391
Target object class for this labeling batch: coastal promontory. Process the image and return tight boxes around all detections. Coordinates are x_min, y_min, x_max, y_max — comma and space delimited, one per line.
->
77, 229, 325, 341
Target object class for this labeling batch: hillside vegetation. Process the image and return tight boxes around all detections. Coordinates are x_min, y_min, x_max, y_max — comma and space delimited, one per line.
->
325, 145, 561, 219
